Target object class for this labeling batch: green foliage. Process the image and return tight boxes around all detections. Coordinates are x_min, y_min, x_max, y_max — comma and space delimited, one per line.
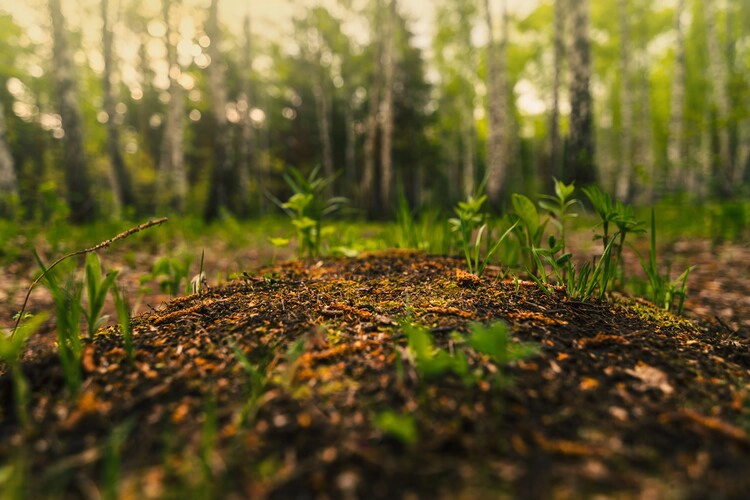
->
449, 193, 518, 276
403, 323, 469, 383
280, 166, 348, 259
537, 179, 580, 255
511, 193, 548, 275
112, 286, 134, 364
0, 314, 47, 428
633, 209, 694, 314
582, 185, 645, 298
140, 254, 193, 297
466, 321, 539, 386
372, 410, 418, 446
36, 254, 84, 395
84, 253, 119, 338
101, 420, 134, 500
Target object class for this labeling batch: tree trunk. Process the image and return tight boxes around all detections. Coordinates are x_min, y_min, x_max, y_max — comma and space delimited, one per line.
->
158, 0, 187, 213
313, 75, 334, 186
49, 0, 95, 223
565, 0, 596, 186
360, 5, 382, 214
484, 0, 510, 207
734, 0, 750, 185
704, 0, 733, 195
666, 0, 686, 194
344, 98, 356, 191
633, 0, 654, 203
0, 100, 18, 216
461, 103, 476, 197
615, 0, 633, 201
101, 0, 135, 214
546, 0, 565, 192
204, 0, 233, 221
379, 0, 396, 214
238, 11, 254, 217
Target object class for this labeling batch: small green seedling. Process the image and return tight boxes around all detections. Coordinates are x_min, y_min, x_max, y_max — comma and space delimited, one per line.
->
512, 193, 548, 276
450, 193, 518, 277
36, 254, 84, 395
279, 166, 348, 259
466, 321, 539, 386
0, 314, 47, 428
373, 410, 418, 446
538, 178, 579, 256
633, 209, 694, 314
112, 286, 134, 364
84, 253, 119, 338
403, 323, 469, 383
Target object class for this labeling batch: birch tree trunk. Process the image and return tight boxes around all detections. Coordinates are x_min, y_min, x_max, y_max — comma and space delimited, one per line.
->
238, 11, 254, 217
734, 0, 750, 185
360, 3, 382, 213
633, 0, 654, 203
461, 103, 476, 197
704, 0, 733, 195
102, 0, 135, 214
379, 0, 396, 214
49, 0, 95, 223
615, 0, 633, 201
666, 0, 686, 193
0, 100, 18, 216
546, 0, 565, 191
204, 0, 233, 221
484, 0, 510, 207
565, 0, 596, 186
158, 0, 187, 212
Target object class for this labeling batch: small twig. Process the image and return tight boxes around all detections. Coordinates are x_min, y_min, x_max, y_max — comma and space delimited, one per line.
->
12, 217, 168, 337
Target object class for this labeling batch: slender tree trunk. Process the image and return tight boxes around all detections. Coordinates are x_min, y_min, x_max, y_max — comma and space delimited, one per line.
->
666, 0, 686, 194
313, 72, 334, 185
484, 0, 510, 207
379, 0, 396, 214
158, 0, 187, 212
101, 0, 135, 214
565, 0, 596, 186
49, 0, 95, 223
634, 0, 654, 202
0, 100, 18, 216
734, 0, 750, 185
546, 0, 565, 191
204, 0, 233, 221
360, 5, 382, 213
461, 102, 476, 197
704, 0, 733, 195
344, 97, 356, 191
238, 11, 254, 217
615, 0, 633, 201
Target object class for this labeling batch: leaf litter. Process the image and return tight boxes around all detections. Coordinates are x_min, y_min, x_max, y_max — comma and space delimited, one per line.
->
1, 249, 750, 498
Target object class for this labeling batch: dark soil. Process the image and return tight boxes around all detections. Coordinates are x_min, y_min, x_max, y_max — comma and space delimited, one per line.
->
2, 247, 750, 498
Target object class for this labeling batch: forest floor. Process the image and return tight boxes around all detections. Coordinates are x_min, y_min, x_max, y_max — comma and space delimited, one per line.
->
1, 234, 750, 498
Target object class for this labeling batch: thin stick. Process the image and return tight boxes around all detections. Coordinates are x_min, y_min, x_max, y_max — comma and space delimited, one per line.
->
11, 217, 168, 337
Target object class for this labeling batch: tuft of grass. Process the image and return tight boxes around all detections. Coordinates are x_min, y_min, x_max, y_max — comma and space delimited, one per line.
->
0, 314, 47, 428
633, 209, 694, 314
84, 253, 119, 338
36, 254, 84, 395
112, 286, 134, 364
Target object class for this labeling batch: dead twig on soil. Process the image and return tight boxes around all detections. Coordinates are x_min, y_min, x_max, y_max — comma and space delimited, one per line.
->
11, 217, 168, 338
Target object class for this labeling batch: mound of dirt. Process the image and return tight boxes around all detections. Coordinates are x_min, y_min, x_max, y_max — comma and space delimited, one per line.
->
2, 251, 750, 498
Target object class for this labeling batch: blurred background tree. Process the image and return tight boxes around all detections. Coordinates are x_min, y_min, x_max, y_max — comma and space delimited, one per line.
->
0, 0, 747, 224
